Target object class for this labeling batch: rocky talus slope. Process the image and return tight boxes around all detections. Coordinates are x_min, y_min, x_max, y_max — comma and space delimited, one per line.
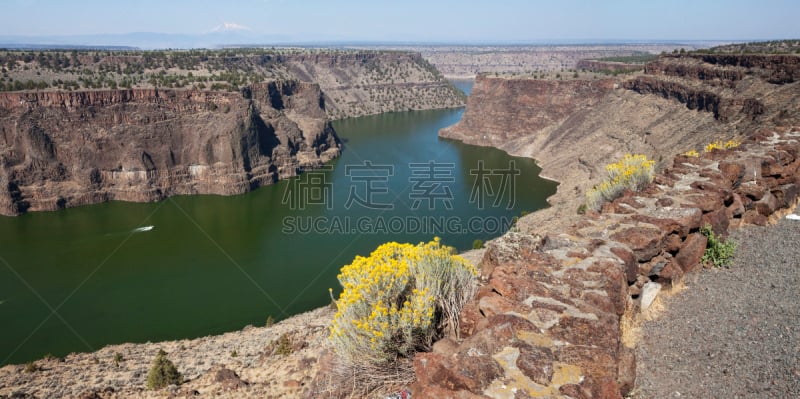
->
410, 126, 800, 398
0, 81, 340, 216
441, 54, 800, 233
279, 53, 465, 119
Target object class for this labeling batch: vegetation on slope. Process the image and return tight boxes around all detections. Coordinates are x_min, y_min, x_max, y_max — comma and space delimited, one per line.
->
696, 39, 800, 54
0, 47, 466, 119
586, 154, 656, 211
595, 53, 659, 64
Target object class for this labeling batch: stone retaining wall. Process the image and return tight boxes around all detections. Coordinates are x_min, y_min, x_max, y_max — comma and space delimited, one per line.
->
411, 126, 800, 398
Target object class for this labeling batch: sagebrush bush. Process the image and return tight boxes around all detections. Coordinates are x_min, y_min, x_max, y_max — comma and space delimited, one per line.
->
329, 238, 477, 365
586, 154, 655, 210
23, 361, 38, 373
146, 350, 182, 390
274, 333, 293, 356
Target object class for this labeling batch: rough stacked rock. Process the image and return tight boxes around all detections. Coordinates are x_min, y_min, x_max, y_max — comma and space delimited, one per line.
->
410, 126, 800, 398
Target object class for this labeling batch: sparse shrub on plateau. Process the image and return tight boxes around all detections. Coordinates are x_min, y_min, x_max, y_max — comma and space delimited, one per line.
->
586, 154, 655, 210
328, 238, 477, 392
146, 349, 182, 390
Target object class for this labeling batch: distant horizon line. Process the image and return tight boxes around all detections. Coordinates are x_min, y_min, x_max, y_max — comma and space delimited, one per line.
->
1, 32, 798, 52
0, 37, 774, 52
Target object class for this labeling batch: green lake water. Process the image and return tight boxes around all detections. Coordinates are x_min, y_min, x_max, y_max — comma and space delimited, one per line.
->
0, 81, 557, 365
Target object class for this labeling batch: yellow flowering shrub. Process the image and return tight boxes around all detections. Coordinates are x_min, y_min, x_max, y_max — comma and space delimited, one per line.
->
329, 238, 477, 364
586, 154, 655, 211
704, 141, 724, 153
684, 149, 699, 157
724, 139, 742, 149
704, 139, 741, 153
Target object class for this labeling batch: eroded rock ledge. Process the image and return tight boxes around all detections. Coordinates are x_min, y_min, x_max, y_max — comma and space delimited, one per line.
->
440, 54, 800, 236
410, 126, 800, 398
0, 82, 340, 216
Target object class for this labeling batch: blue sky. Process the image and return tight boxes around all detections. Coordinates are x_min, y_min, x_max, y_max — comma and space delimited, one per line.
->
1, 0, 798, 42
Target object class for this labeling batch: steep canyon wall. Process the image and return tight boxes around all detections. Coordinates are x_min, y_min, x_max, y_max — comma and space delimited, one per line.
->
441, 54, 800, 231
0, 51, 466, 215
0, 82, 340, 216
279, 52, 465, 119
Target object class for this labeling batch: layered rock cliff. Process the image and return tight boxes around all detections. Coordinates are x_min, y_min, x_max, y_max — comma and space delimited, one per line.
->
279, 52, 465, 119
0, 81, 340, 216
441, 54, 800, 232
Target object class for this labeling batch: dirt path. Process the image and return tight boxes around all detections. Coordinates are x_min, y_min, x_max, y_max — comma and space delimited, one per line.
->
633, 216, 800, 398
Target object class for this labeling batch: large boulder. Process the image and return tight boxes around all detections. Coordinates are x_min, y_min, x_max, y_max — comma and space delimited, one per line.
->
610, 226, 666, 262
675, 233, 709, 272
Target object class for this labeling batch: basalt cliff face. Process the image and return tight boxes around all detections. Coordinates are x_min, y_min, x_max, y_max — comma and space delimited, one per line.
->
0, 81, 340, 216
0, 50, 469, 215
418, 53, 800, 398
441, 54, 800, 232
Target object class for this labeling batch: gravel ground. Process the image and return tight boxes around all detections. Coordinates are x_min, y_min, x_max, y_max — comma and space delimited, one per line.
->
634, 216, 800, 399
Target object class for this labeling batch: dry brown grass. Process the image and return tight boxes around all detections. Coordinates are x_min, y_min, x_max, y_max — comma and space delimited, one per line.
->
312, 357, 414, 399
768, 197, 800, 223
644, 278, 687, 320
622, 277, 688, 348
620, 297, 641, 349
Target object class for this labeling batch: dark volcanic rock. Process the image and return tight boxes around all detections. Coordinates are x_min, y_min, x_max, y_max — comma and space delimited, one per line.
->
610, 226, 666, 262
0, 83, 341, 215
675, 233, 708, 272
